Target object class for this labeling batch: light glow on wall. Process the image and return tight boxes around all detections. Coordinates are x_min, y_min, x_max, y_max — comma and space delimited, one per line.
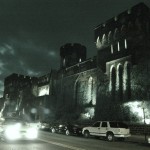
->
81, 107, 95, 119
87, 77, 96, 105
38, 85, 49, 96
116, 63, 122, 91
87, 77, 93, 104
124, 101, 150, 124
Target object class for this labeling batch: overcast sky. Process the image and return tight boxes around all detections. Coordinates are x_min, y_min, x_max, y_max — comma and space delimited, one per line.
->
0, 0, 150, 97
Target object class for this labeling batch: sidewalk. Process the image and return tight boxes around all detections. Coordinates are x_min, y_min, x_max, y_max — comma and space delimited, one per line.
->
127, 134, 149, 143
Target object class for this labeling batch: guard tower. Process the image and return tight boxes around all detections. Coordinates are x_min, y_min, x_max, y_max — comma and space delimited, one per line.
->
60, 43, 86, 68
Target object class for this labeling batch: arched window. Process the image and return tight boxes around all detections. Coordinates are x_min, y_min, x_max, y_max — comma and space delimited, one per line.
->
102, 34, 107, 45
109, 66, 116, 101
127, 9, 131, 14
113, 28, 119, 41
87, 77, 93, 104
75, 80, 87, 106
124, 62, 131, 100
111, 44, 114, 54
121, 25, 127, 37
124, 39, 127, 49
117, 42, 120, 51
96, 36, 102, 49
108, 31, 113, 43
63, 58, 66, 67
117, 64, 123, 101
75, 81, 81, 106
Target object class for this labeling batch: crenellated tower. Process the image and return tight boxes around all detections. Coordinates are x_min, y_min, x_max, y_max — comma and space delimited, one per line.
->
60, 43, 87, 68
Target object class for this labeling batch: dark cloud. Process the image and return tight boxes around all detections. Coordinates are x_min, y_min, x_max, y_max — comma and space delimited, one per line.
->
0, 0, 150, 97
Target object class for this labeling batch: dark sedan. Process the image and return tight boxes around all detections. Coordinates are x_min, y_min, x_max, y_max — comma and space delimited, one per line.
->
39, 121, 50, 131
50, 122, 83, 136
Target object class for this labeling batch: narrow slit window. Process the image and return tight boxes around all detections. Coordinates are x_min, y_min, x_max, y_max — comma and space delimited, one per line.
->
125, 39, 127, 49
118, 42, 120, 51
111, 45, 114, 54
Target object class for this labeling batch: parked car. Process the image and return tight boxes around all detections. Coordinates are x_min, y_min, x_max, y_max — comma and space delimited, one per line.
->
0, 117, 38, 141
147, 136, 150, 144
82, 121, 131, 142
50, 122, 83, 136
39, 121, 50, 131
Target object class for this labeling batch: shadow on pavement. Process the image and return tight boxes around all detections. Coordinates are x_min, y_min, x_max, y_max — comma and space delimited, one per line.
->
4, 139, 45, 144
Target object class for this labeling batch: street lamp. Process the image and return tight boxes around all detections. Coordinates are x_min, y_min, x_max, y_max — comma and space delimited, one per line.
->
141, 101, 147, 142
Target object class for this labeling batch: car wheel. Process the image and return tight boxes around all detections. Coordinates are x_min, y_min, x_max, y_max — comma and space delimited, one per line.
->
107, 133, 114, 142
51, 128, 55, 133
84, 130, 90, 138
65, 130, 70, 136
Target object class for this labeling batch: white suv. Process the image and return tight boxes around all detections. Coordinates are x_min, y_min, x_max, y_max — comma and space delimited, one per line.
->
82, 121, 131, 141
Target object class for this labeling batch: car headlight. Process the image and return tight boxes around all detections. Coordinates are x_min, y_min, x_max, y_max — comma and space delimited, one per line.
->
148, 137, 150, 144
5, 125, 20, 140
26, 128, 38, 139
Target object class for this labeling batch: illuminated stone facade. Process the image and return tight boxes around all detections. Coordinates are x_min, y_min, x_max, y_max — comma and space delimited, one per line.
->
3, 73, 37, 117
94, 2, 150, 122
3, 3, 150, 123
3, 72, 57, 119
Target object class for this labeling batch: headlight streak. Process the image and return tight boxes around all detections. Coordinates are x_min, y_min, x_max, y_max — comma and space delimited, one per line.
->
5, 125, 20, 140
26, 128, 38, 139
4, 124, 38, 140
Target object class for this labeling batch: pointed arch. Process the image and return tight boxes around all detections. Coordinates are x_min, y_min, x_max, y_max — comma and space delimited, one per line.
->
108, 31, 113, 43
87, 77, 93, 104
109, 65, 116, 101
113, 28, 120, 41
75, 81, 81, 106
116, 64, 123, 101
124, 39, 127, 49
123, 62, 131, 101
96, 36, 102, 49
102, 34, 107, 45
121, 25, 127, 37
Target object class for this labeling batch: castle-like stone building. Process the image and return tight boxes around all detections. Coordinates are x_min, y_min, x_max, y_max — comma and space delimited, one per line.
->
2, 3, 150, 123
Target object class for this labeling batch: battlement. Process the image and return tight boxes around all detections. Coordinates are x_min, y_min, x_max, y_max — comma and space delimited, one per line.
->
60, 43, 87, 68
57, 56, 97, 78
94, 2, 150, 50
4, 73, 37, 86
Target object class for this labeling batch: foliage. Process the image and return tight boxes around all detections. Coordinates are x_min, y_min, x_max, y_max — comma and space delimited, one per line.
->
131, 58, 150, 100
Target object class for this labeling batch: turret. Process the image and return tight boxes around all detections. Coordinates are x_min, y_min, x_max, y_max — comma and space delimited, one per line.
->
60, 43, 86, 68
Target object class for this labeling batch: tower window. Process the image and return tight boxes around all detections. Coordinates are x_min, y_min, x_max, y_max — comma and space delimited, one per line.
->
118, 42, 120, 51
125, 39, 127, 49
63, 59, 66, 67
111, 45, 114, 54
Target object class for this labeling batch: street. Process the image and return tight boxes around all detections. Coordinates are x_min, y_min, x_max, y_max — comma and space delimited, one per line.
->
0, 131, 149, 150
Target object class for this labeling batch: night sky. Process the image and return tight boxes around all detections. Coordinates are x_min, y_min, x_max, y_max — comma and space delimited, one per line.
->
0, 0, 150, 97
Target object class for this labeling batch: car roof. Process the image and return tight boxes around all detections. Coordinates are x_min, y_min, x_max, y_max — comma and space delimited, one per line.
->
3, 117, 25, 122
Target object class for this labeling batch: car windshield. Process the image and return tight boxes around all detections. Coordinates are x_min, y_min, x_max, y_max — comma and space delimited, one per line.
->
2, 118, 27, 125
109, 122, 128, 128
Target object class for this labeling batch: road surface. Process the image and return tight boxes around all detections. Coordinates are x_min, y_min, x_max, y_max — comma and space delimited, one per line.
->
0, 131, 149, 150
